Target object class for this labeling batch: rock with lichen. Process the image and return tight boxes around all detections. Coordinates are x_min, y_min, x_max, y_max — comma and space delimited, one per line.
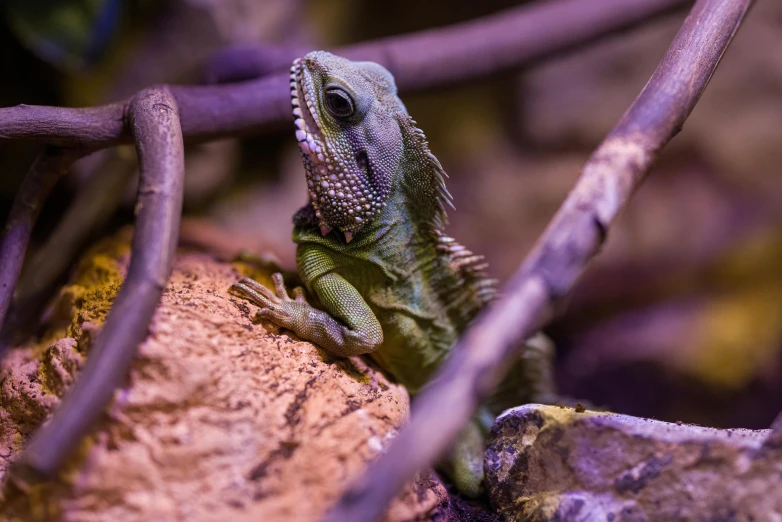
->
0, 232, 450, 521
485, 404, 782, 522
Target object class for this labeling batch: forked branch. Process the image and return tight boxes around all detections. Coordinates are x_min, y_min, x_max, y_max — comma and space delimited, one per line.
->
321, 0, 755, 520
13, 87, 185, 480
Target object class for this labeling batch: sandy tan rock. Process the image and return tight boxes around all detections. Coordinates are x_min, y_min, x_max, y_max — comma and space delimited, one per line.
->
0, 236, 448, 521
486, 404, 782, 522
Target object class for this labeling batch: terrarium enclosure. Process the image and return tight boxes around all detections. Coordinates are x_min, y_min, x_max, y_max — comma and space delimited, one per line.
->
0, 0, 780, 520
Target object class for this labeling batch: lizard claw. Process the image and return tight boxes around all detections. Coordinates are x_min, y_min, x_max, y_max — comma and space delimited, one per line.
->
229, 274, 308, 329
229, 277, 282, 306
271, 272, 289, 298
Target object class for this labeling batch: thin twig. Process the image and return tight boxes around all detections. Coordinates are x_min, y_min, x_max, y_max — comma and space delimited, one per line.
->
0, 148, 82, 330
321, 0, 754, 520
0, 0, 689, 148
13, 87, 185, 480
2, 153, 137, 344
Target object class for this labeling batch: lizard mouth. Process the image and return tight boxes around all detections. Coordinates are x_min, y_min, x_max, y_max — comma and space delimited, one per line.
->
290, 59, 337, 236
290, 55, 385, 241
290, 59, 326, 160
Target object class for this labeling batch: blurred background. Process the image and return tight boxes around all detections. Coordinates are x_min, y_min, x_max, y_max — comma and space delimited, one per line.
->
1, 0, 780, 430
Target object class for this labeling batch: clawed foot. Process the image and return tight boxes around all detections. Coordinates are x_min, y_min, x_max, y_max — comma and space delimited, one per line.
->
229, 273, 306, 327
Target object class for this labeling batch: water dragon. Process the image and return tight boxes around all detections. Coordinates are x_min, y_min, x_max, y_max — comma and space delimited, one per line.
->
231, 51, 557, 496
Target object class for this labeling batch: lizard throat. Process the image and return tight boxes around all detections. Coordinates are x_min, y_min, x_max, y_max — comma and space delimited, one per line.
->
290, 58, 386, 237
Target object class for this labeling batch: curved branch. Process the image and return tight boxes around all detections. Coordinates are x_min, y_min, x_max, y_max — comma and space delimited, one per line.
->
13, 87, 185, 480
204, 0, 690, 85
0, 148, 82, 331
2, 155, 137, 343
321, 0, 754, 520
0, 0, 690, 147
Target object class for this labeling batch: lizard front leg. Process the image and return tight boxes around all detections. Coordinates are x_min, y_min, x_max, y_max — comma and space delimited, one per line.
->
230, 272, 383, 357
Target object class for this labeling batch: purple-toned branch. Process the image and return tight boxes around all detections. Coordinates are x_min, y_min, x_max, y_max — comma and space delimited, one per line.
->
14, 87, 185, 479
206, 0, 690, 88
3, 155, 137, 343
344, 0, 688, 91
321, 0, 754, 520
0, 103, 127, 146
0, 0, 690, 147
0, 148, 82, 331
200, 43, 304, 84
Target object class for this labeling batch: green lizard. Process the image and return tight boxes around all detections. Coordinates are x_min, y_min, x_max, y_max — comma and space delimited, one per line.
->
231, 51, 557, 497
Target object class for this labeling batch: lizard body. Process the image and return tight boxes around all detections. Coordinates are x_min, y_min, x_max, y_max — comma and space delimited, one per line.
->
232, 51, 555, 496
290, 177, 494, 393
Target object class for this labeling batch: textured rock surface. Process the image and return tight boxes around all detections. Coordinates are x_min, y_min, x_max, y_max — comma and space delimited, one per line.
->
0, 234, 449, 521
485, 404, 782, 522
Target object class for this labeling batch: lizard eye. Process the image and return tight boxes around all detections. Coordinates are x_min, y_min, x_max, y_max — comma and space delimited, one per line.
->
324, 88, 354, 119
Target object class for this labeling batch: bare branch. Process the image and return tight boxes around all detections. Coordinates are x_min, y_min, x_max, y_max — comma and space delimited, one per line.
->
321, 0, 754, 520
0, 0, 689, 147
200, 44, 303, 84
204, 0, 690, 85
13, 87, 185, 480
2, 155, 137, 343
0, 148, 82, 330
0, 104, 127, 146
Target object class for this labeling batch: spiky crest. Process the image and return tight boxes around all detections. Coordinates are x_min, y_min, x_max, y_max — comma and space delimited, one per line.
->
395, 115, 496, 320
433, 230, 497, 314
397, 115, 454, 232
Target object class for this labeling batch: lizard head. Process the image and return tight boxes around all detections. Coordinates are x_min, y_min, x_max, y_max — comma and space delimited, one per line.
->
290, 51, 411, 243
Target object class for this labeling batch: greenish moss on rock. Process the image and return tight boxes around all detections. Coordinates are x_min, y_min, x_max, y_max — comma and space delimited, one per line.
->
0, 233, 450, 522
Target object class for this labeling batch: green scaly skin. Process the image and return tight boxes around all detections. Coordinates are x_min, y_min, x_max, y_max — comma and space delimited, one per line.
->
231, 51, 557, 497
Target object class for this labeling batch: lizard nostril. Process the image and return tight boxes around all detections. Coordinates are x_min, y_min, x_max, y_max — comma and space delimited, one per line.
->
356, 151, 371, 179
